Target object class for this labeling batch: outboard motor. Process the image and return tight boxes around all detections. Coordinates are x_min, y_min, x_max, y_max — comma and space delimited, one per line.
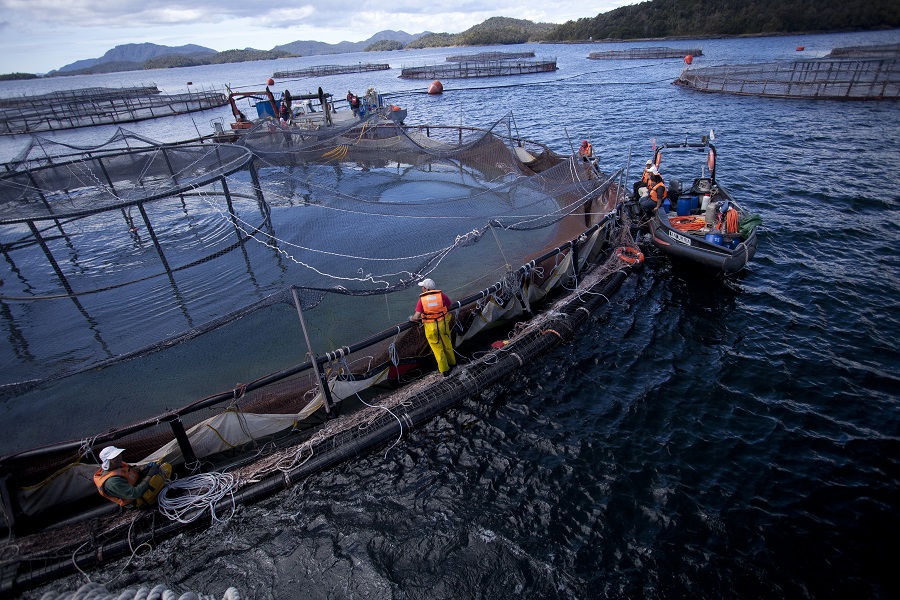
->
668, 178, 682, 202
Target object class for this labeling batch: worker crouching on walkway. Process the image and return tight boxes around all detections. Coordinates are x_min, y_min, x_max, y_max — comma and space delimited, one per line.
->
410, 278, 456, 377
94, 446, 172, 508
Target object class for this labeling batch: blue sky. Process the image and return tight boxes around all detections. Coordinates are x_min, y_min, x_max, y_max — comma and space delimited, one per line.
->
0, 1, 637, 74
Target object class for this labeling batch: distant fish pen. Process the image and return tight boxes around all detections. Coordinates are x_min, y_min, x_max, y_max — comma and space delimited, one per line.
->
272, 63, 391, 78
399, 58, 558, 79
445, 51, 536, 62
674, 56, 900, 100
588, 46, 703, 60
0, 85, 228, 135
827, 43, 900, 58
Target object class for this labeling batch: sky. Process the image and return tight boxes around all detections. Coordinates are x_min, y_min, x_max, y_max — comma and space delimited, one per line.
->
0, 1, 639, 74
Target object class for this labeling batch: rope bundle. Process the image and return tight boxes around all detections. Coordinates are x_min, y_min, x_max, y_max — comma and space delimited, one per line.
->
39, 582, 241, 600
156, 472, 238, 524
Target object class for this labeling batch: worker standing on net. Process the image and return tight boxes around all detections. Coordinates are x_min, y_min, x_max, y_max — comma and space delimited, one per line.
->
410, 278, 456, 377
93, 446, 172, 508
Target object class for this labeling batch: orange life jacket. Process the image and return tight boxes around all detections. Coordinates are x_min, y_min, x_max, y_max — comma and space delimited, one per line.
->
649, 180, 667, 202
579, 143, 593, 158
419, 290, 448, 323
94, 462, 141, 507
642, 168, 653, 184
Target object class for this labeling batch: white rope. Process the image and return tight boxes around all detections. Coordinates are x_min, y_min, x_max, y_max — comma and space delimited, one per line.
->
156, 472, 238, 524
38, 582, 241, 600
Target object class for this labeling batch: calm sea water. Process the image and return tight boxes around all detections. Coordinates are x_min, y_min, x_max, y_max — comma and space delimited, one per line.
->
8, 29, 900, 599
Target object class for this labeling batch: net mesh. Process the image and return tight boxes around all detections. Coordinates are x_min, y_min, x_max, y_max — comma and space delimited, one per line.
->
0, 112, 621, 507
674, 57, 900, 99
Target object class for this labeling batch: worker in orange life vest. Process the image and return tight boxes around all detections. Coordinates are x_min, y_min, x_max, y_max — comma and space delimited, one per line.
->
633, 159, 655, 199
578, 140, 593, 162
641, 170, 667, 214
93, 446, 171, 508
409, 278, 456, 377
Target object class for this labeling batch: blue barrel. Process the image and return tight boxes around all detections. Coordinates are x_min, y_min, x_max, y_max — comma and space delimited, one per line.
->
705, 233, 723, 245
662, 198, 671, 213
691, 195, 700, 210
676, 197, 691, 216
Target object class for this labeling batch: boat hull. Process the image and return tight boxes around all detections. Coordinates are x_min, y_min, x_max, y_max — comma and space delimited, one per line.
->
649, 212, 758, 275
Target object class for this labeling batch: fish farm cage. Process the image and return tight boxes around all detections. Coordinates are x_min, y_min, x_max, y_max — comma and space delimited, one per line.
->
588, 47, 703, 60
827, 42, 900, 58
0, 85, 228, 135
445, 51, 536, 62
674, 56, 900, 100
272, 63, 392, 79
0, 110, 632, 561
399, 58, 558, 79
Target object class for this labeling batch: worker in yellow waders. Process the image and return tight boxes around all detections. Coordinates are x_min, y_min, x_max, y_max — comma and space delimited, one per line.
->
410, 278, 456, 377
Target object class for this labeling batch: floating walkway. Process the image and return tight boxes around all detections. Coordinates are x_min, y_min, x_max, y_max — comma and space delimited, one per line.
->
588, 47, 703, 60
674, 56, 900, 100
399, 58, 557, 79
0, 85, 227, 134
272, 63, 391, 78
445, 51, 536, 62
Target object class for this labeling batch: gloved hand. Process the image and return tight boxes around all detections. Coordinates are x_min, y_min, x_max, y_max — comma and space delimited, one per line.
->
147, 463, 161, 477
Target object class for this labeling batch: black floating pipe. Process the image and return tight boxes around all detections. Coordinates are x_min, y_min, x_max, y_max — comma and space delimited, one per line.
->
5, 266, 632, 598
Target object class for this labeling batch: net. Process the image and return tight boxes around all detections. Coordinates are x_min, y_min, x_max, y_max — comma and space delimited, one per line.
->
674, 56, 900, 100
0, 111, 623, 521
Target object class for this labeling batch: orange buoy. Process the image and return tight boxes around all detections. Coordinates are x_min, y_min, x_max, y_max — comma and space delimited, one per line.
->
428, 80, 443, 95
266, 77, 275, 86
684, 55, 693, 65
796, 46, 805, 51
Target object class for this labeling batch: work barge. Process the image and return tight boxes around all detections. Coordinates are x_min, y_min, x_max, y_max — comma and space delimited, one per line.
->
0, 114, 641, 597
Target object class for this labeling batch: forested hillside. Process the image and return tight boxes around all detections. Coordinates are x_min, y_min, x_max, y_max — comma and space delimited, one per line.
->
546, 0, 900, 40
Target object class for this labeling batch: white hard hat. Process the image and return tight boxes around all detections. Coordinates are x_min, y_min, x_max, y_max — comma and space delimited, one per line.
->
99, 446, 124, 470
648, 166, 658, 175
646, 159, 653, 166
417, 278, 436, 289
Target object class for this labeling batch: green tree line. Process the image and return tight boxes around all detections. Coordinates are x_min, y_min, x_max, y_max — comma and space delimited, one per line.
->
545, 0, 900, 41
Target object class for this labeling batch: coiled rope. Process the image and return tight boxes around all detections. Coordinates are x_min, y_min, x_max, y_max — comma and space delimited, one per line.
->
39, 582, 241, 600
156, 472, 239, 524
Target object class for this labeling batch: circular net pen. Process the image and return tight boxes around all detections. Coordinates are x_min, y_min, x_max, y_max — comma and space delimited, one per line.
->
673, 57, 900, 100
0, 85, 228, 135
0, 114, 623, 525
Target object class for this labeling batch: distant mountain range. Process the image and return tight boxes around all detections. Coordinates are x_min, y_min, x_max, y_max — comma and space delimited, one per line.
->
52, 32, 429, 75
56, 43, 217, 73
272, 30, 429, 57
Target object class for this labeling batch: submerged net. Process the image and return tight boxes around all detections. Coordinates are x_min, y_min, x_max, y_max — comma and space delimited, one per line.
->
0, 112, 622, 519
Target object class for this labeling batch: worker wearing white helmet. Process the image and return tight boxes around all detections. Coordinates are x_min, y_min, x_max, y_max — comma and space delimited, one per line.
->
410, 278, 456, 377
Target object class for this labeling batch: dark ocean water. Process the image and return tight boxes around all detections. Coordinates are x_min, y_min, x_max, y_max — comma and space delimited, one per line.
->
7, 29, 900, 599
